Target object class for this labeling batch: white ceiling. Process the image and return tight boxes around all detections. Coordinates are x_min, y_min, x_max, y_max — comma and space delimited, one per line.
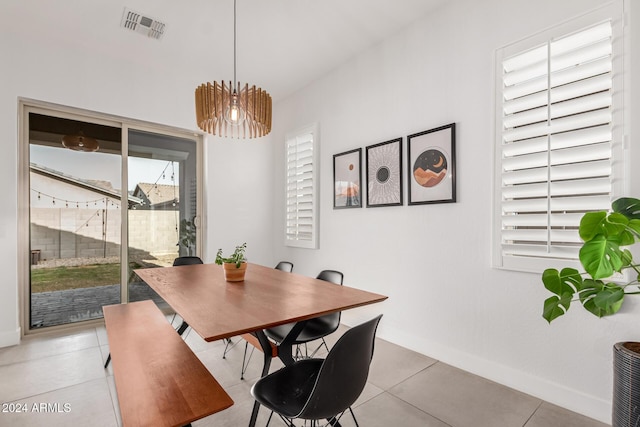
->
5, 0, 449, 103
153, 0, 450, 101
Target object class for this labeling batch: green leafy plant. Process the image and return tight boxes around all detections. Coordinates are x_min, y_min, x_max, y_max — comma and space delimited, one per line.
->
543, 198, 640, 323
215, 242, 247, 268
178, 218, 196, 256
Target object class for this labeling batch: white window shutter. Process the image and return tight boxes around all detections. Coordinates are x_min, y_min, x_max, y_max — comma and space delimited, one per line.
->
494, 2, 625, 273
285, 125, 319, 249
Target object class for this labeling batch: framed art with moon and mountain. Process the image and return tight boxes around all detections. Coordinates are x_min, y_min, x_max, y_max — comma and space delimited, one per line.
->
333, 148, 362, 209
407, 123, 456, 205
366, 137, 403, 207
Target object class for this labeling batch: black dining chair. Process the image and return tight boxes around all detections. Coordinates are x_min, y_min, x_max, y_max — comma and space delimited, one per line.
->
264, 269, 344, 359
104, 255, 203, 369
251, 314, 382, 427
274, 261, 294, 273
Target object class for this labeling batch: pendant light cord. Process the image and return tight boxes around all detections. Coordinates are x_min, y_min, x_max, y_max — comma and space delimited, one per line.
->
233, 0, 237, 89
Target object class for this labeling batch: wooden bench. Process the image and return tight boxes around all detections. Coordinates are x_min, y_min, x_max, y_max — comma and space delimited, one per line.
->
103, 300, 234, 427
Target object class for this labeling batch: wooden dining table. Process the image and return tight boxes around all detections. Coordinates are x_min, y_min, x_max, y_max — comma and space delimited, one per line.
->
134, 262, 388, 426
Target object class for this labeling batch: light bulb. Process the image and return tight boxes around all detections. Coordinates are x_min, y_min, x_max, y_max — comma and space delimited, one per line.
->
230, 103, 240, 122
225, 90, 245, 125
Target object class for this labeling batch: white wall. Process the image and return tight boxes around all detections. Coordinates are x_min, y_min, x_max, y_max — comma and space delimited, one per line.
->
271, 0, 639, 423
0, 2, 274, 345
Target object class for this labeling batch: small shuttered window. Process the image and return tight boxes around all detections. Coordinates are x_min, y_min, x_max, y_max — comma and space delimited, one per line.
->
285, 124, 319, 249
494, 3, 624, 272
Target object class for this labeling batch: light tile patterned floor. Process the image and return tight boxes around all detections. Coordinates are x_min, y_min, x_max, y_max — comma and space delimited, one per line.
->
0, 320, 610, 427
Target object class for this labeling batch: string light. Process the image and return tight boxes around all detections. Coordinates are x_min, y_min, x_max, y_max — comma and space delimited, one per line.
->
31, 189, 122, 209
31, 160, 177, 212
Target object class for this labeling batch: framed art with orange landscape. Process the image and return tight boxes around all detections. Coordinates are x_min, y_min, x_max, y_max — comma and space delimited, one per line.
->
333, 148, 362, 209
407, 123, 456, 205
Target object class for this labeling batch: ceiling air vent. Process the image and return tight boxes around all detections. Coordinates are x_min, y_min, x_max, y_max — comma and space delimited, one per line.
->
120, 8, 166, 40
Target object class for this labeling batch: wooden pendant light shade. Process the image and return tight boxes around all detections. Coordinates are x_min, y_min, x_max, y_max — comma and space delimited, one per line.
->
195, 80, 272, 139
194, 0, 271, 139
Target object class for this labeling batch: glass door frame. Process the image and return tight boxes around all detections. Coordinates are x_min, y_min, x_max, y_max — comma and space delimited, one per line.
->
18, 98, 204, 336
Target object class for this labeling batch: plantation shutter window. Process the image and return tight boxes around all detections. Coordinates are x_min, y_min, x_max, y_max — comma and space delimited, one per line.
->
494, 3, 624, 273
285, 124, 319, 249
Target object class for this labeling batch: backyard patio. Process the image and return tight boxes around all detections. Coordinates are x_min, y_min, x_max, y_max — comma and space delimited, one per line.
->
30, 282, 166, 328
30, 254, 173, 329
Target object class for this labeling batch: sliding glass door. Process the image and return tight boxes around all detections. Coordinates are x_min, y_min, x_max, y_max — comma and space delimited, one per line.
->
127, 129, 199, 306
23, 104, 201, 331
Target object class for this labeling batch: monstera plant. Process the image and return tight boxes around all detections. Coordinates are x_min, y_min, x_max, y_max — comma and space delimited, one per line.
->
542, 197, 640, 323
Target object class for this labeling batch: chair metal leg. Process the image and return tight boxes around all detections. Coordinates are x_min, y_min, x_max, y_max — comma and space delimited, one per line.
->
249, 331, 274, 427
223, 337, 240, 359
222, 338, 232, 358
328, 416, 341, 426
176, 320, 189, 336
349, 407, 359, 427
241, 341, 255, 380
308, 338, 331, 358
275, 414, 295, 427
294, 344, 304, 360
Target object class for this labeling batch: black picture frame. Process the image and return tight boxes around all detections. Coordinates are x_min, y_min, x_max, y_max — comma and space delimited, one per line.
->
366, 138, 403, 207
407, 123, 456, 205
333, 148, 363, 209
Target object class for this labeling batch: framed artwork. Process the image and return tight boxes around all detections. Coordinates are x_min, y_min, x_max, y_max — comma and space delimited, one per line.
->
333, 148, 362, 209
366, 138, 403, 207
407, 123, 456, 205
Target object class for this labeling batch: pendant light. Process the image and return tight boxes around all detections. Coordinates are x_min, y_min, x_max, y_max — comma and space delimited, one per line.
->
61, 132, 99, 152
195, 0, 272, 139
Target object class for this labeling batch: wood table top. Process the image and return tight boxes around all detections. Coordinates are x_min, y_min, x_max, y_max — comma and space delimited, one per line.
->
134, 262, 388, 342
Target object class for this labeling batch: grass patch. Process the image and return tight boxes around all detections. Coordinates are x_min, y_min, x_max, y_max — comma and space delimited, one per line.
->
31, 263, 141, 293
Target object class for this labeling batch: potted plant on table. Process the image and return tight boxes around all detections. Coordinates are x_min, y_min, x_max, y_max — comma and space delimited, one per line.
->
541, 197, 640, 427
215, 242, 247, 282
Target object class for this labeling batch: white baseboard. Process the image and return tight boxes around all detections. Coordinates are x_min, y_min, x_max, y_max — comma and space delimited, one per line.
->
0, 327, 21, 348
372, 325, 611, 425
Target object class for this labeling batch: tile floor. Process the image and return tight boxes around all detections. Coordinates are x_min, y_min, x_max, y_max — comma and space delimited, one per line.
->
0, 320, 610, 427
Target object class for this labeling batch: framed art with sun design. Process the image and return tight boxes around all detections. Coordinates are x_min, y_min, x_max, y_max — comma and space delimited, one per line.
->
333, 148, 362, 209
366, 138, 403, 207
407, 123, 456, 205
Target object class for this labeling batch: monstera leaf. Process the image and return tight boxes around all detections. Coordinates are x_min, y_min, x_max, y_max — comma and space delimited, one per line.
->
613, 197, 640, 219
579, 211, 629, 241
542, 268, 581, 295
578, 211, 608, 242
579, 235, 625, 280
579, 279, 625, 317
541, 197, 640, 323
543, 294, 573, 323
541, 268, 581, 323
